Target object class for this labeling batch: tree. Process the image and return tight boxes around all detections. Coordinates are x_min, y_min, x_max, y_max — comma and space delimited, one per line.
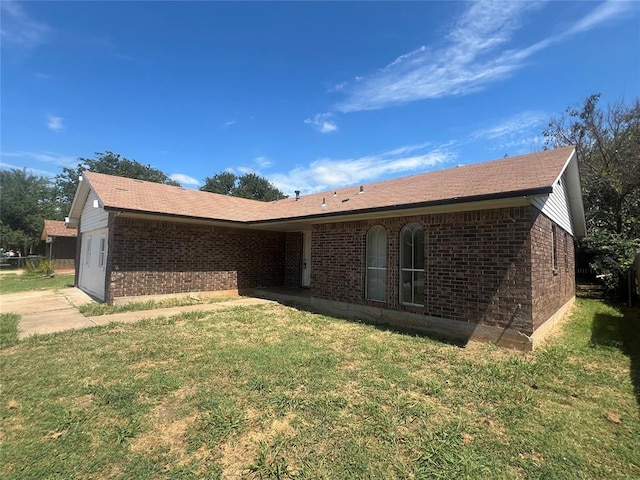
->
543, 94, 640, 293
0, 169, 60, 253
200, 172, 287, 201
200, 171, 237, 196
55, 151, 180, 215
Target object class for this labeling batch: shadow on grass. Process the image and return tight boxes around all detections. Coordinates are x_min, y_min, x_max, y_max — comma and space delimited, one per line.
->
591, 303, 640, 405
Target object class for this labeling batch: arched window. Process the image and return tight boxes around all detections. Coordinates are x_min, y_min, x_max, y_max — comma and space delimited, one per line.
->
366, 226, 387, 302
400, 223, 424, 306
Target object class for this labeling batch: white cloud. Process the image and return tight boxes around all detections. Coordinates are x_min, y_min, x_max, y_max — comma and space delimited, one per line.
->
566, 0, 637, 36
0, 0, 50, 48
304, 113, 338, 134
237, 166, 256, 175
472, 111, 547, 141
0, 150, 79, 168
335, 0, 636, 112
224, 120, 236, 127
47, 115, 64, 132
0, 161, 58, 178
266, 143, 455, 196
169, 173, 200, 186
254, 156, 272, 169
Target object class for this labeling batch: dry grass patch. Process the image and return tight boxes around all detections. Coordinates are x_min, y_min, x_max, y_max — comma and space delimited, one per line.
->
0, 299, 638, 479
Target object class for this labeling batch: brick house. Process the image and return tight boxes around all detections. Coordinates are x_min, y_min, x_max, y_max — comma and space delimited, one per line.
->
40, 220, 77, 270
66, 146, 585, 350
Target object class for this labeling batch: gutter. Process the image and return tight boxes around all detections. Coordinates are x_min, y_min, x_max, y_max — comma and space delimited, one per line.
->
102, 186, 552, 227
248, 186, 553, 225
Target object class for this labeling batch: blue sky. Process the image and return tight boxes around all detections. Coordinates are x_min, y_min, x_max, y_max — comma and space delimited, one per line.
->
2, 0, 639, 196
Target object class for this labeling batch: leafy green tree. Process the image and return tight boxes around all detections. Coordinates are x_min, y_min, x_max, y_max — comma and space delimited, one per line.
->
200, 171, 237, 196
234, 173, 287, 201
544, 94, 640, 293
200, 172, 287, 201
0, 169, 60, 253
55, 151, 180, 215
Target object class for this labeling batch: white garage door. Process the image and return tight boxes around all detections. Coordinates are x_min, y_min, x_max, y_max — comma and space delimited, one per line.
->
79, 228, 108, 301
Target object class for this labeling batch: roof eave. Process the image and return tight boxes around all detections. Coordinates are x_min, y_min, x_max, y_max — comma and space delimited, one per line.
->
554, 148, 587, 238
248, 187, 554, 225
103, 206, 251, 227
66, 173, 90, 227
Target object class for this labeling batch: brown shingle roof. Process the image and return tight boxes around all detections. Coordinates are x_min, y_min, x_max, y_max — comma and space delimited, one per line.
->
43, 220, 77, 238
263, 146, 575, 222
83, 146, 575, 224
83, 172, 269, 223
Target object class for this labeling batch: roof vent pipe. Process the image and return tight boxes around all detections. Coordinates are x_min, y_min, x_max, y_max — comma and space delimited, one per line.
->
321, 197, 327, 207
359, 185, 364, 194
295, 190, 300, 201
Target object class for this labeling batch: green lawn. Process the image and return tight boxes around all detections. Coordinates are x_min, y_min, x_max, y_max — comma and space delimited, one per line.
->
0, 272, 75, 294
1, 298, 638, 479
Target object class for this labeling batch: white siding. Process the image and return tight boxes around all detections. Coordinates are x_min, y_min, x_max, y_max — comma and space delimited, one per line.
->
80, 190, 109, 233
79, 228, 108, 301
531, 173, 574, 235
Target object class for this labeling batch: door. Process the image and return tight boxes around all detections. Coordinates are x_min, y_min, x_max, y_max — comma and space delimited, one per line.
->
78, 228, 108, 301
301, 231, 311, 287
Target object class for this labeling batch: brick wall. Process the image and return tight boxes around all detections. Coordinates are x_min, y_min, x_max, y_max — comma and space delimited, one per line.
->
284, 232, 302, 287
107, 217, 286, 301
311, 207, 536, 334
41, 237, 76, 270
530, 211, 575, 330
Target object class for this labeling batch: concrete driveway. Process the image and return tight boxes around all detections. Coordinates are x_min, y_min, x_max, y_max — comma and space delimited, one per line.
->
1, 288, 274, 339
0, 288, 96, 338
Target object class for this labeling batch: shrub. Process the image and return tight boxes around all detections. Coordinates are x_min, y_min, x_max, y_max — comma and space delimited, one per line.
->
38, 258, 55, 276
21, 257, 55, 276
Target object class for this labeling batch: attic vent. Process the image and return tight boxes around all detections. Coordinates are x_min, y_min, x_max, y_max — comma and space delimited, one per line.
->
321, 197, 326, 207
116, 188, 128, 191
295, 190, 300, 201
358, 185, 364, 194
342, 198, 349, 203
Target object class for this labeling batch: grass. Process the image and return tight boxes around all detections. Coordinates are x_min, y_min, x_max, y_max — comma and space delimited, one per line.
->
79, 295, 239, 316
1, 298, 638, 479
0, 313, 20, 348
0, 272, 75, 294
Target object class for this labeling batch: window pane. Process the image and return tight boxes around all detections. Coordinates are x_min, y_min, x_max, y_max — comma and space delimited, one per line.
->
413, 271, 425, 305
99, 238, 106, 267
367, 268, 386, 301
401, 233, 413, 268
366, 227, 387, 302
367, 235, 376, 266
400, 270, 413, 303
367, 227, 386, 268
414, 229, 424, 269
376, 230, 386, 268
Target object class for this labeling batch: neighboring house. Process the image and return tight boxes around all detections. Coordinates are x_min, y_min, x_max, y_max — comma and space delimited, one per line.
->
41, 220, 77, 270
66, 146, 586, 350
